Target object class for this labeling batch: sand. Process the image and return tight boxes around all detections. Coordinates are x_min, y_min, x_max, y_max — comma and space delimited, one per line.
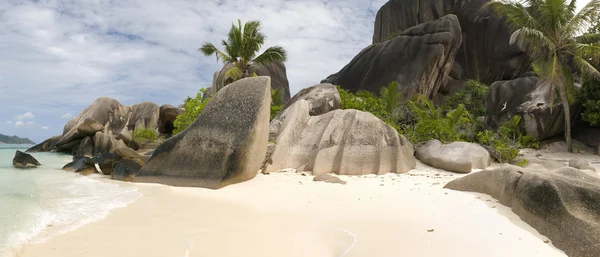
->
18, 162, 567, 257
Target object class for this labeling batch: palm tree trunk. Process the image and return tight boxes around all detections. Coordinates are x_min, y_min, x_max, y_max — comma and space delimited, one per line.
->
558, 85, 572, 152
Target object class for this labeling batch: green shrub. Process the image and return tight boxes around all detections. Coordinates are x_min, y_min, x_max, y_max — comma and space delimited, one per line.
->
133, 128, 158, 143
474, 115, 537, 162
338, 86, 386, 118
579, 75, 600, 127
517, 158, 529, 167
406, 96, 472, 143
173, 88, 211, 135
446, 80, 488, 117
271, 105, 283, 121
476, 129, 520, 163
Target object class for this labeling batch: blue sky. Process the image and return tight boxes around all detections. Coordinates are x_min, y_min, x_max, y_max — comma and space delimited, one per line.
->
0, 0, 592, 143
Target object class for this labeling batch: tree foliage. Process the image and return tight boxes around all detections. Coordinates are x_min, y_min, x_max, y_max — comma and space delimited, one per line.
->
132, 129, 159, 143
173, 88, 211, 135
445, 80, 488, 117
200, 19, 288, 91
337, 81, 538, 163
486, 0, 600, 152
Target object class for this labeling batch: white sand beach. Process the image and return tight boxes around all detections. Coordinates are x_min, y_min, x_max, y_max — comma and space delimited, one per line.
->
17, 162, 566, 257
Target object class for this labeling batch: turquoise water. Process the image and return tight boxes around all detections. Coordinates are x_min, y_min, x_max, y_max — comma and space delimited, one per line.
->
0, 144, 140, 257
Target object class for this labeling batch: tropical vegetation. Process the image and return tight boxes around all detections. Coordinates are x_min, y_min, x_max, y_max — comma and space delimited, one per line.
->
173, 88, 212, 135
486, 0, 600, 152
338, 81, 538, 163
132, 128, 159, 144
200, 19, 288, 91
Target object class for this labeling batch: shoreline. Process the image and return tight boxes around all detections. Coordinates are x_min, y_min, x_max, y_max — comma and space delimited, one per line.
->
16, 162, 566, 257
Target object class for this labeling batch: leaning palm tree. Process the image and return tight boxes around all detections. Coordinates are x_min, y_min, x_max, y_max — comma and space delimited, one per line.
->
486, 0, 600, 152
200, 19, 287, 90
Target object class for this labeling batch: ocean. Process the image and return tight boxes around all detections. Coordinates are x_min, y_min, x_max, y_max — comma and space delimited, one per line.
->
0, 144, 140, 257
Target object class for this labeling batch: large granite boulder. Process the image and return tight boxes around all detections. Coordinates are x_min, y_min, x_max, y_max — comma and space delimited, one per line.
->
210, 61, 291, 102
13, 150, 41, 168
269, 83, 341, 141
54, 97, 130, 152
26, 135, 61, 152
63, 97, 131, 136
485, 76, 574, 140
509, 156, 565, 171
573, 126, 600, 147
322, 14, 462, 100
416, 140, 491, 173
93, 132, 127, 156
128, 102, 160, 131
158, 104, 179, 135
62, 157, 98, 176
112, 159, 142, 182
445, 166, 600, 257
98, 152, 118, 175
372, 0, 530, 84
266, 100, 416, 175
136, 76, 272, 189
73, 136, 94, 157
76, 118, 104, 137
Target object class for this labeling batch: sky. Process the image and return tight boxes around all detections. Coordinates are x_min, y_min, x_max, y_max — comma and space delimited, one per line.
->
0, 0, 592, 143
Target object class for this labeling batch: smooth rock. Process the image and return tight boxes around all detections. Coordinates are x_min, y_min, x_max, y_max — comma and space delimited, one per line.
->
13, 150, 41, 168
322, 15, 462, 100
62, 157, 98, 175
267, 100, 416, 175
111, 159, 142, 182
372, 0, 530, 83
137, 76, 272, 189
416, 140, 491, 173
313, 174, 347, 185
445, 166, 600, 257
129, 102, 160, 131
211, 61, 291, 102
270, 83, 341, 141
569, 159, 596, 172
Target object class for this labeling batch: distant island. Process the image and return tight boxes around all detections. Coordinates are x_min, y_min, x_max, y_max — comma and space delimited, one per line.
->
0, 133, 35, 144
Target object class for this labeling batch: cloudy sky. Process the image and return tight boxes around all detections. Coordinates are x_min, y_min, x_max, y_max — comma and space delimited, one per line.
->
0, 0, 593, 143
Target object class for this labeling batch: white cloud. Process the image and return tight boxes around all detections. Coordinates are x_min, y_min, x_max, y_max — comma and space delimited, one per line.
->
15, 121, 36, 129
41, 126, 49, 130
60, 113, 74, 119
14, 112, 35, 120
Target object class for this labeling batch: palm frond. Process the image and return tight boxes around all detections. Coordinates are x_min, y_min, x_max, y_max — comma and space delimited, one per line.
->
241, 21, 265, 62
564, 0, 600, 38
271, 88, 285, 106
223, 66, 243, 85
485, 1, 540, 31
572, 54, 600, 80
510, 27, 555, 58
379, 81, 403, 120
572, 42, 600, 60
199, 42, 232, 63
447, 104, 467, 128
575, 33, 600, 44
224, 20, 243, 60
532, 56, 566, 105
356, 90, 377, 98
253, 46, 287, 66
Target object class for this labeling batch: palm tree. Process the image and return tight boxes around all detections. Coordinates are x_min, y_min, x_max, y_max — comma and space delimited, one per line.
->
200, 19, 287, 90
379, 81, 404, 121
486, 0, 600, 152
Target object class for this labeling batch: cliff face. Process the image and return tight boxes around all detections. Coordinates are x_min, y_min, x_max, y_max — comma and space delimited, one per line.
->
0, 133, 35, 144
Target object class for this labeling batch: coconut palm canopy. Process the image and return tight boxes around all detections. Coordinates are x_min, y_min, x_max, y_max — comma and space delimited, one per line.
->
200, 19, 288, 90
486, 0, 600, 152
